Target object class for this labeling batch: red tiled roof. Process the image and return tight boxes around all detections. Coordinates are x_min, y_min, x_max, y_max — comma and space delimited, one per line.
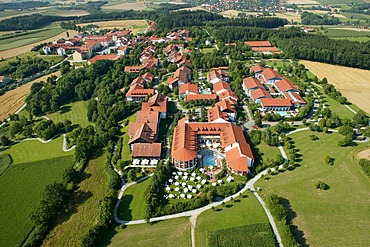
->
250, 65, 265, 73
218, 90, 238, 103
216, 100, 236, 113
243, 76, 263, 90
132, 143, 161, 158
274, 78, 299, 93
185, 94, 217, 102
245, 41, 272, 47
213, 80, 231, 94
260, 98, 292, 107
261, 68, 282, 82
141, 93, 168, 113
179, 83, 198, 95
207, 105, 228, 122
284, 92, 306, 105
250, 88, 272, 100
251, 47, 280, 53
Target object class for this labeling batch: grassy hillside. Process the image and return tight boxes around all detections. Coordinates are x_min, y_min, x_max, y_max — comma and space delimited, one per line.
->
42, 154, 109, 247
256, 131, 370, 246
0, 156, 73, 247
47, 101, 92, 128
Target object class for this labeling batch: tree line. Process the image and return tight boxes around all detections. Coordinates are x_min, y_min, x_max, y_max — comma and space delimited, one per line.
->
0, 14, 72, 31
301, 12, 341, 25
0, 1, 49, 11
0, 56, 50, 79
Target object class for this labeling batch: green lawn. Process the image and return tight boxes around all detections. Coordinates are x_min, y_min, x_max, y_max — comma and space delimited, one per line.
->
341, 12, 370, 21
121, 114, 137, 164
256, 131, 370, 246
0, 155, 74, 247
322, 28, 370, 38
42, 154, 109, 246
257, 141, 281, 165
47, 101, 92, 127
195, 190, 270, 247
3, 136, 72, 164
333, 36, 370, 42
202, 47, 216, 54
0, 27, 65, 51
117, 176, 152, 220
106, 217, 191, 247
318, 0, 365, 4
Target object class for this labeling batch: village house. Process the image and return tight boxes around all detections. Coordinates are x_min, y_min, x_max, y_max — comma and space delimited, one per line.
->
168, 66, 192, 90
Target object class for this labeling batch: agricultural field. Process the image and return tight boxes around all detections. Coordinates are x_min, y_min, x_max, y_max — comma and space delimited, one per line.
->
322, 27, 370, 41
0, 28, 77, 59
195, 190, 269, 247
275, 12, 302, 23
47, 101, 92, 127
117, 176, 152, 220
341, 12, 370, 21
105, 217, 191, 247
3, 136, 71, 164
256, 131, 370, 246
0, 27, 65, 52
42, 154, 108, 247
317, 0, 366, 4
102, 1, 147, 11
301, 60, 370, 114
77, 20, 148, 34
220, 10, 244, 18
286, 0, 320, 4
0, 155, 74, 247
0, 71, 61, 121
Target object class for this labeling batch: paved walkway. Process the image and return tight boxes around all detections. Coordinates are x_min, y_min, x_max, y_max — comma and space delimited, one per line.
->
62, 134, 75, 152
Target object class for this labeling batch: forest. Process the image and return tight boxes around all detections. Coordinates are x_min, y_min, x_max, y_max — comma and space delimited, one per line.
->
0, 14, 71, 31
0, 1, 49, 11
301, 12, 341, 25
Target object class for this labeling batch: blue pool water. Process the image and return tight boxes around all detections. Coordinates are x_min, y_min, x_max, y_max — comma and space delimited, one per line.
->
275, 111, 288, 116
203, 155, 215, 166
201, 89, 209, 94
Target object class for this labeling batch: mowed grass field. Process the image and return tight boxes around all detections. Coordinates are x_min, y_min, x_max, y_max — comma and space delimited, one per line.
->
301, 60, 370, 114
3, 136, 71, 164
117, 176, 152, 220
195, 190, 269, 247
47, 101, 92, 127
257, 141, 282, 165
121, 114, 137, 164
256, 131, 370, 246
106, 217, 191, 247
0, 155, 74, 246
0, 71, 61, 121
78, 20, 148, 34
42, 154, 108, 247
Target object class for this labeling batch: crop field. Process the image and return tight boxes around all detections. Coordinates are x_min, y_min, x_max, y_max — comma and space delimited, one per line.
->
317, 0, 365, 4
358, 148, 370, 160
102, 2, 147, 11
0, 71, 61, 121
256, 131, 370, 246
286, 0, 320, 4
117, 176, 152, 220
3, 136, 71, 164
220, 10, 244, 18
274, 12, 301, 23
78, 20, 148, 34
42, 154, 108, 247
0, 29, 77, 59
195, 190, 269, 247
301, 60, 370, 114
341, 12, 370, 21
0, 155, 74, 247
47, 101, 92, 127
107, 217, 191, 247
324, 28, 370, 38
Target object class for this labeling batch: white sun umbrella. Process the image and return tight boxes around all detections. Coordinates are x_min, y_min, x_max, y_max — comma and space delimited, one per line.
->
183, 176, 188, 180
213, 142, 220, 148
178, 171, 182, 175
192, 189, 197, 193
201, 179, 207, 184
182, 182, 186, 187
208, 165, 213, 170
133, 159, 140, 165
175, 175, 179, 180
187, 194, 192, 199
190, 177, 195, 181
230, 177, 234, 181
184, 188, 189, 193
172, 172, 176, 175
212, 182, 217, 186
175, 182, 179, 186
166, 186, 171, 191
188, 185, 193, 190
197, 176, 202, 180
180, 193, 185, 198
150, 159, 158, 165
168, 178, 173, 183
191, 172, 196, 177
217, 180, 223, 184
184, 172, 188, 176
199, 168, 204, 172
175, 187, 180, 192
169, 194, 174, 199
196, 184, 202, 189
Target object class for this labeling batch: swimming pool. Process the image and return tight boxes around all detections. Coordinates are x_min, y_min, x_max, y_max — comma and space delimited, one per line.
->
201, 89, 209, 94
203, 155, 216, 166
275, 111, 288, 117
